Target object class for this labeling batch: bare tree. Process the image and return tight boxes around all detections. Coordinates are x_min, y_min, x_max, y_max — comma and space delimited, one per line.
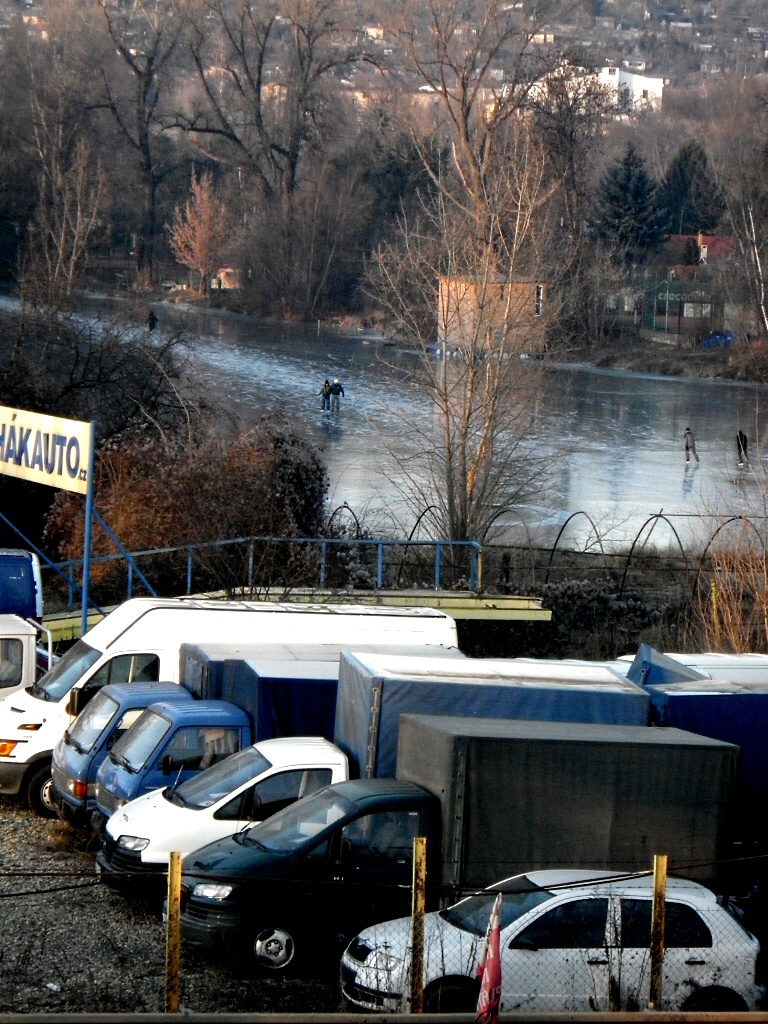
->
179, 0, 375, 203
171, 0, 381, 311
25, 140, 104, 304
708, 78, 768, 339
370, 120, 559, 542
95, 0, 187, 285
367, 0, 572, 540
168, 170, 234, 293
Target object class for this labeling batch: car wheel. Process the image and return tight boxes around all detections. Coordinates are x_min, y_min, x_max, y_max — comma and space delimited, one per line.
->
27, 764, 58, 818
424, 977, 481, 1013
681, 987, 748, 1012
253, 926, 296, 971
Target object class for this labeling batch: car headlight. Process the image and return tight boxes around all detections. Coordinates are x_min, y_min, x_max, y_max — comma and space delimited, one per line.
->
193, 882, 234, 900
117, 835, 149, 851
368, 949, 405, 972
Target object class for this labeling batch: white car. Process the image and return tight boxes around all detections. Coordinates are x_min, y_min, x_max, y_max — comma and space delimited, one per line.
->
341, 870, 766, 1013
97, 736, 348, 880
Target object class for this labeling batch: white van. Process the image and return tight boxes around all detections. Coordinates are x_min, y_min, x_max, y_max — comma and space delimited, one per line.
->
0, 598, 458, 816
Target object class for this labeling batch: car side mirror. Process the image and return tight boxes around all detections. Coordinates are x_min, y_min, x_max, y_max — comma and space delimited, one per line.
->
509, 936, 538, 952
105, 731, 121, 751
67, 688, 91, 717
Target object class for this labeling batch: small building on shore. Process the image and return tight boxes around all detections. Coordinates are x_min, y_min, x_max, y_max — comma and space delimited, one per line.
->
437, 274, 547, 351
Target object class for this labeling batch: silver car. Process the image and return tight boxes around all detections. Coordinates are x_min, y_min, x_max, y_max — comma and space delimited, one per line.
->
341, 869, 765, 1013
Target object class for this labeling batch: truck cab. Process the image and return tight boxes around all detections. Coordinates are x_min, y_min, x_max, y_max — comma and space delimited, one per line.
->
93, 700, 251, 828
51, 681, 190, 827
0, 615, 41, 696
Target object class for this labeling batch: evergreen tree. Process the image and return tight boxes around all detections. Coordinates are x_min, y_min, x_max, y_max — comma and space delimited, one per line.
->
659, 140, 725, 235
595, 144, 667, 264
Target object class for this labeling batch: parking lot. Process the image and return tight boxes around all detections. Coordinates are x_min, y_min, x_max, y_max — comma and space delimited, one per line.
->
0, 800, 340, 1013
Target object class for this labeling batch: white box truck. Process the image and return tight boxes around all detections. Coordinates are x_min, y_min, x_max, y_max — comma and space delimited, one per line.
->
0, 597, 458, 815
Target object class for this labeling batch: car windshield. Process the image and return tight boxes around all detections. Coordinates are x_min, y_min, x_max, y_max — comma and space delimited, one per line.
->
440, 878, 553, 936
242, 787, 355, 851
109, 708, 171, 773
66, 691, 120, 754
167, 746, 272, 809
33, 640, 101, 702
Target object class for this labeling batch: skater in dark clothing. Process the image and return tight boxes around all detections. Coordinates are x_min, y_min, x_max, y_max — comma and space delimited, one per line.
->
319, 379, 331, 411
737, 430, 749, 467
684, 427, 699, 463
330, 377, 345, 413
147, 310, 158, 331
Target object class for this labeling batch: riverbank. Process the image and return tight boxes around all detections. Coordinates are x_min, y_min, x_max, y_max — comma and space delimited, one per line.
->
191, 290, 766, 383
566, 334, 766, 381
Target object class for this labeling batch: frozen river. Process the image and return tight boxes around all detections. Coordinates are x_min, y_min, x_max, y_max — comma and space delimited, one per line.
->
45, 296, 768, 550
146, 302, 768, 552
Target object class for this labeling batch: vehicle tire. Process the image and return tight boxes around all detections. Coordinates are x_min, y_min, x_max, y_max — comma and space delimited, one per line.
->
424, 977, 481, 1013
27, 764, 58, 819
681, 987, 748, 1012
253, 926, 297, 972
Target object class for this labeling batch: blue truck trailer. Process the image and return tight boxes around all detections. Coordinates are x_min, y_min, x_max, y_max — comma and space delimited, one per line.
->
333, 653, 651, 777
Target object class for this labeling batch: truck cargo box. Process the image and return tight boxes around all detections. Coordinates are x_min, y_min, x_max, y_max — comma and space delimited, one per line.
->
647, 679, 768, 838
626, 643, 768, 686
180, 642, 465, 699
217, 658, 339, 741
396, 715, 737, 890
335, 654, 650, 778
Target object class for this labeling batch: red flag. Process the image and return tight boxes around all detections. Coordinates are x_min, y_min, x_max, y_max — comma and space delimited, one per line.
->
476, 893, 502, 1024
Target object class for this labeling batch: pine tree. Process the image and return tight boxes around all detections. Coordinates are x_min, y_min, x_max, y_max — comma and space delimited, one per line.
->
659, 140, 725, 235
595, 144, 667, 264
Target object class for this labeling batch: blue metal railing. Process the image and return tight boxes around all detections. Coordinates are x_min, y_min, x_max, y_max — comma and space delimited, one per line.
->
50, 535, 482, 608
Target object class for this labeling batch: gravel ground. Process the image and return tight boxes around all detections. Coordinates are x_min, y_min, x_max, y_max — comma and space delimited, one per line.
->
0, 798, 341, 1013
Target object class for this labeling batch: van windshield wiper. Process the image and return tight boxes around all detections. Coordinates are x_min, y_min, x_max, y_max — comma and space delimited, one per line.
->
236, 830, 266, 849
110, 752, 135, 773
64, 730, 84, 754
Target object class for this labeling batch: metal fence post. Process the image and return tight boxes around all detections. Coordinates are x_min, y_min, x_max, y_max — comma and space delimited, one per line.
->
186, 550, 193, 595
165, 850, 182, 1012
710, 579, 720, 646
649, 853, 667, 1010
410, 837, 427, 1013
320, 540, 327, 587
377, 542, 384, 588
435, 542, 442, 589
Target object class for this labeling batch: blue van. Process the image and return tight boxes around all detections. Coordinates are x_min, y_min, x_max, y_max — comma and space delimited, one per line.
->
51, 681, 190, 826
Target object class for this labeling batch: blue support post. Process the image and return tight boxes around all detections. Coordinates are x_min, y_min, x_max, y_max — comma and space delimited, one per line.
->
320, 540, 327, 587
435, 542, 442, 590
186, 550, 193, 595
127, 562, 133, 598
377, 542, 384, 589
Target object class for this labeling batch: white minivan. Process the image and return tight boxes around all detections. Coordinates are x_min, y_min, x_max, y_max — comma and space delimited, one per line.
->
98, 735, 349, 881
0, 598, 458, 815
